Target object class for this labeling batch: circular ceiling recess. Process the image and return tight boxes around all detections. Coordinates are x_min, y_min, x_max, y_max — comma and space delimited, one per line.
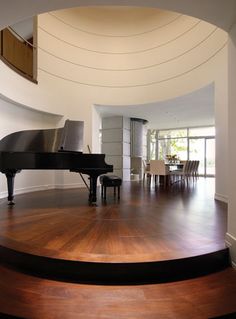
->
37, 6, 227, 88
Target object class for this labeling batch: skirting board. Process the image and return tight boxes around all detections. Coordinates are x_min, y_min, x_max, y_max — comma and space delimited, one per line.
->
225, 232, 236, 267
0, 183, 85, 200
215, 193, 228, 203
54, 183, 85, 189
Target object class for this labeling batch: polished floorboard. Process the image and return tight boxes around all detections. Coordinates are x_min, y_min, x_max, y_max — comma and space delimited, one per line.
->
0, 265, 236, 319
0, 178, 227, 263
0, 177, 235, 318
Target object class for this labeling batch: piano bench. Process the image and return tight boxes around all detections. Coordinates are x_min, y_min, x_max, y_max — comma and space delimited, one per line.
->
99, 175, 122, 200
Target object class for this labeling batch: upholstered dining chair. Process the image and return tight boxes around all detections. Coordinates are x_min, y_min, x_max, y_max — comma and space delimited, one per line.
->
142, 160, 150, 181
168, 160, 200, 185
193, 160, 200, 179
149, 160, 170, 187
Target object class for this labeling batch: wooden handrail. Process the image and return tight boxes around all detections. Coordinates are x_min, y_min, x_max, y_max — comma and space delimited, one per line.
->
0, 26, 37, 82
7, 26, 36, 49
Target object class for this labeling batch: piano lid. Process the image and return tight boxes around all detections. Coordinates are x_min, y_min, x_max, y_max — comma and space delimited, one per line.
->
0, 120, 84, 153
59, 120, 84, 152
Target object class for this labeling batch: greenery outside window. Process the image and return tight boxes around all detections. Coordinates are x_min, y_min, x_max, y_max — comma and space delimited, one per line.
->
147, 126, 215, 177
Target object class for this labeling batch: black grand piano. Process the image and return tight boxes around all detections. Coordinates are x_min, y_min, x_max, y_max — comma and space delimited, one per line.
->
0, 120, 113, 205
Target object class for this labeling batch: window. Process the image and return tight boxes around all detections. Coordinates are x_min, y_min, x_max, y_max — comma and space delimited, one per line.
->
189, 127, 215, 137
158, 129, 187, 139
147, 126, 215, 176
149, 130, 157, 160
158, 138, 187, 160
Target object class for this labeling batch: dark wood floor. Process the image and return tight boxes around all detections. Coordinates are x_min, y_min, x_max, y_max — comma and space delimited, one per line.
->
0, 265, 236, 319
0, 177, 236, 318
0, 178, 227, 263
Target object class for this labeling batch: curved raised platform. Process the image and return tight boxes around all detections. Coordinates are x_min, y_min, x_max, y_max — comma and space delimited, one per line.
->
0, 245, 229, 284
0, 178, 229, 283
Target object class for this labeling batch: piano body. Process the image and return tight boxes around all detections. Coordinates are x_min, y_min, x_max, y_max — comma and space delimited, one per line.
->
0, 120, 113, 205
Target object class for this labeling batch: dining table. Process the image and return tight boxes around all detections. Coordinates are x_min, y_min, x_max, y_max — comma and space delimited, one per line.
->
165, 162, 184, 171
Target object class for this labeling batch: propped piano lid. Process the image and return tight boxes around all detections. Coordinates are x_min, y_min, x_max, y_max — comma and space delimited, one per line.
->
0, 119, 84, 153
59, 120, 84, 153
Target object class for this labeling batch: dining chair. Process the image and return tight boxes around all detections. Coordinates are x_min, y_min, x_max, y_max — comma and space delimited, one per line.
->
186, 160, 199, 181
142, 160, 150, 181
193, 160, 200, 179
169, 160, 191, 184
149, 160, 170, 187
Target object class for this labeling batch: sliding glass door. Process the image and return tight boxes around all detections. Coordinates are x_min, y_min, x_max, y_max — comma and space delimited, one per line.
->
206, 138, 215, 176
189, 137, 215, 176
148, 126, 215, 177
189, 138, 205, 175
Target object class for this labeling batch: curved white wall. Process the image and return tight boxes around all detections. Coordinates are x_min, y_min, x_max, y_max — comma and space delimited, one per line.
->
227, 24, 236, 265
0, 97, 63, 199
0, 7, 228, 145
37, 8, 226, 92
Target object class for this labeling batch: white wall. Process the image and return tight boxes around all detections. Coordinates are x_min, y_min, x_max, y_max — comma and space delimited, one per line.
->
214, 46, 228, 203
0, 8, 228, 114
0, 97, 62, 199
226, 23, 236, 267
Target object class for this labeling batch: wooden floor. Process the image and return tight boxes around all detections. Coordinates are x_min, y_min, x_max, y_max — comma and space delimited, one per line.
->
0, 178, 227, 263
0, 265, 235, 319
0, 177, 236, 318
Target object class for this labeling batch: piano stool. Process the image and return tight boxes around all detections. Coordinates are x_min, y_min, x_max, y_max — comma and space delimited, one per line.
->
99, 175, 122, 200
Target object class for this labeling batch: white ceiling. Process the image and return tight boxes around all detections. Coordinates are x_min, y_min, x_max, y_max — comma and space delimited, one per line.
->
96, 83, 214, 129
11, 17, 33, 40
1, 0, 236, 32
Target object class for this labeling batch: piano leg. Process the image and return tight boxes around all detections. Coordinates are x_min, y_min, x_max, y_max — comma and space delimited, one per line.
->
89, 175, 99, 205
5, 170, 18, 205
